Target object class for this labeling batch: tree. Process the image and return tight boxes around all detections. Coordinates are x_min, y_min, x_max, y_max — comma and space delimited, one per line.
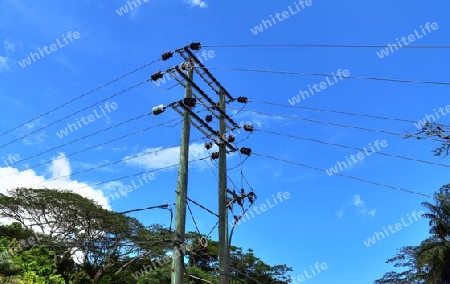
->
375, 185, 450, 283
409, 122, 450, 157
0, 188, 170, 284
0, 188, 293, 283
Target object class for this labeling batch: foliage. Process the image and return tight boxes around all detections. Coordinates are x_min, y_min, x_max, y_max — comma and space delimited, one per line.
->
375, 185, 450, 284
0, 188, 293, 283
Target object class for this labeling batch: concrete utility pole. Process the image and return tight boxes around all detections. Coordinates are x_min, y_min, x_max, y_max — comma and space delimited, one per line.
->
171, 60, 194, 284
152, 43, 245, 284
218, 90, 230, 284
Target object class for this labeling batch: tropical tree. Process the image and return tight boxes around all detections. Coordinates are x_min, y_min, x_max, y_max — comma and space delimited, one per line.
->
375, 185, 450, 283
0, 188, 293, 283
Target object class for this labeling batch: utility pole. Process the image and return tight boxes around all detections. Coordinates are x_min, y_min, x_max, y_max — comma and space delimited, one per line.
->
218, 90, 229, 284
151, 43, 250, 284
171, 59, 193, 284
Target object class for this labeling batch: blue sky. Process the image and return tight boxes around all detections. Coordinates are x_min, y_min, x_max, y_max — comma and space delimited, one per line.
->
1, 0, 450, 283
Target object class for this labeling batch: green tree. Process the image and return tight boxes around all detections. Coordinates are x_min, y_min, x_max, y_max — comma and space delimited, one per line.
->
375, 185, 450, 283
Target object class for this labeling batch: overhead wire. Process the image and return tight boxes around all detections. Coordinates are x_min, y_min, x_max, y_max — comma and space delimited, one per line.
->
0, 78, 152, 150
16, 204, 173, 229
7, 113, 148, 167
0, 117, 183, 179
253, 152, 431, 198
230, 108, 443, 142
258, 129, 450, 169
0, 59, 160, 139
204, 44, 450, 49
208, 67, 450, 86
250, 99, 425, 125
70, 156, 211, 191
25, 139, 202, 188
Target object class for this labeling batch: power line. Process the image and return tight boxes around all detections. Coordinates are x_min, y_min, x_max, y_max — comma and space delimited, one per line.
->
10, 113, 148, 167
250, 100, 419, 125
186, 196, 219, 218
27, 139, 202, 188
208, 67, 450, 86
14, 204, 172, 231
2, 109, 210, 177
0, 117, 183, 179
253, 152, 431, 198
231, 108, 442, 142
204, 44, 450, 49
0, 79, 151, 150
0, 60, 159, 139
258, 129, 450, 169
69, 156, 210, 191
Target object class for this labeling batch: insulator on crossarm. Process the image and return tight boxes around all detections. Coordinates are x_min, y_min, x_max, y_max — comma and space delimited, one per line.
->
204, 142, 213, 150
152, 105, 166, 115
183, 98, 196, 107
243, 124, 254, 132
161, 51, 173, 61
240, 147, 252, 156
237, 97, 248, 103
211, 152, 219, 160
151, 71, 164, 81
227, 135, 235, 143
189, 42, 202, 50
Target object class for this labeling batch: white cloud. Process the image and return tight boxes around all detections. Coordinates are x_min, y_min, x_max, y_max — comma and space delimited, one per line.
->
185, 0, 207, 8
337, 194, 376, 218
123, 143, 213, 170
0, 56, 9, 72
0, 153, 111, 212
352, 195, 364, 207
18, 119, 47, 145
3, 40, 16, 53
336, 207, 345, 218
